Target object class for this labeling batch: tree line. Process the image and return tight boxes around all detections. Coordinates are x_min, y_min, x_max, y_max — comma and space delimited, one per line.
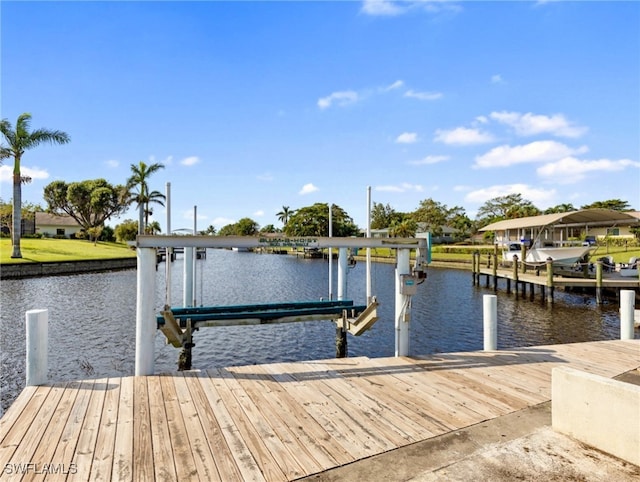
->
2, 113, 637, 255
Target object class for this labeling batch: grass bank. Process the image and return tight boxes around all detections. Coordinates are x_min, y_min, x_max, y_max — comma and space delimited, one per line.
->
0, 238, 136, 264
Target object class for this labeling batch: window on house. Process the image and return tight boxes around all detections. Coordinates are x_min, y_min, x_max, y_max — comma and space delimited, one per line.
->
606, 228, 620, 236
56, 228, 66, 236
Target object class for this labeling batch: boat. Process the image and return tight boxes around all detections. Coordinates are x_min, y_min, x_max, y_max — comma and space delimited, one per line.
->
502, 242, 594, 266
619, 257, 638, 277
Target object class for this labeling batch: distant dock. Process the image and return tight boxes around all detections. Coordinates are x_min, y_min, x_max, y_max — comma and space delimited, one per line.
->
1, 340, 638, 481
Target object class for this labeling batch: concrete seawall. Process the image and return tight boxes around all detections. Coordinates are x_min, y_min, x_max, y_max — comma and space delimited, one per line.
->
0, 257, 137, 279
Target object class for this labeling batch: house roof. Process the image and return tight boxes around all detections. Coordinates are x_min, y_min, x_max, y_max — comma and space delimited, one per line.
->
35, 212, 81, 227
479, 209, 640, 232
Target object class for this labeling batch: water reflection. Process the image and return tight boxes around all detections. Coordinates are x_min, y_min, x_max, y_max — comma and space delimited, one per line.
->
1, 249, 634, 412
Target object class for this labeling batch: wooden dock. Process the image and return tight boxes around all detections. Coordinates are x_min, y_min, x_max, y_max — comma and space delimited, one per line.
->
1, 340, 638, 481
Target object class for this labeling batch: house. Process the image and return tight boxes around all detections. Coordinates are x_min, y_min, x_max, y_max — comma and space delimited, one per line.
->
35, 212, 83, 238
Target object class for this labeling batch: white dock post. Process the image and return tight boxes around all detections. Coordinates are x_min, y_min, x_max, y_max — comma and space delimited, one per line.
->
183, 247, 194, 307
483, 294, 498, 351
395, 248, 411, 357
366, 186, 372, 304
337, 247, 348, 300
135, 247, 157, 375
620, 290, 635, 340
26, 309, 48, 386
165, 182, 172, 305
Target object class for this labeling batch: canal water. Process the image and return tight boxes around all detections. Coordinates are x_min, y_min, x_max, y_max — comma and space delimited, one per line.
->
1, 249, 635, 412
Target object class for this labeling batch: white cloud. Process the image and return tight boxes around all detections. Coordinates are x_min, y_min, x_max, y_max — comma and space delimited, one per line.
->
490, 111, 587, 138
408, 155, 449, 166
474, 140, 588, 168
299, 183, 319, 195
211, 216, 235, 228
254, 210, 265, 217
404, 90, 443, 101
180, 156, 200, 166
465, 184, 557, 206
149, 154, 173, 166
105, 159, 119, 168
375, 182, 424, 193
361, 0, 405, 16
537, 157, 640, 184
181, 209, 208, 222
490, 74, 504, 84
361, 0, 462, 16
317, 91, 359, 110
384, 80, 404, 91
396, 132, 418, 144
434, 127, 495, 145
0, 165, 49, 182
257, 172, 274, 181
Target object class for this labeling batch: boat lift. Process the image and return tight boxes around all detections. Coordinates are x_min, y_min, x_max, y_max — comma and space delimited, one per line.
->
135, 235, 429, 375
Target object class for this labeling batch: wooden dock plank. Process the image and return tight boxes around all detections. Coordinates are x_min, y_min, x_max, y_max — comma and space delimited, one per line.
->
330, 359, 454, 436
25, 383, 81, 482
225, 366, 328, 475
260, 362, 381, 461
0, 386, 50, 470
281, 362, 402, 453
132, 377, 153, 482
181, 372, 243, 482
146, 376, 178, 482
172, 373, 221, 481
159, 374, 199, 481
89, 379, 121, 482
310, 361, 419, 445
237, 364, 352, 469
8, 383, 65, 475
218, 367, 308, 480
111, 377, 133, 482
196, 370, 265, 482
206, 367, 286, 481
68, 378, 109, 481
0, 385, 37, 442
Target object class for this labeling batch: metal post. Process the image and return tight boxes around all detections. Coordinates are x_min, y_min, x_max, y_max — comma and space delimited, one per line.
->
483, 295, 497, 351
595, 260, 603, 305
338, 247, 348, 300
165, 182, 172, 306
135, 247, 157, 375
620, 290, 635, 340
192, 205, 198, 307
395, 248, 411, 357
183, 247, 194, 307
366, 186, 372, 304
328, 204, 333, 300
26, 309, 48, 386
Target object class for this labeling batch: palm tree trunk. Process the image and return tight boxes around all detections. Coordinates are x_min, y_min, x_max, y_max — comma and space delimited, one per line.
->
11, 172, 22, 258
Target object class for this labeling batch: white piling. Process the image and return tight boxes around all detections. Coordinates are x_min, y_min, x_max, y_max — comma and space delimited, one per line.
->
338, 247, 348, 300
366, 186, 372, 304
26, 309, 48, 386
183, 247, 194, 307
620, 290, 635, 340
483, 294, 498, 351
395, 248, 411, 357
165, 182, 172, 306
135, 247, 157, 375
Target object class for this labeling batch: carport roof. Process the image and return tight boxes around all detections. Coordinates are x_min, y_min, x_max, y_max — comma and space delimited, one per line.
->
479, 209, 640, 232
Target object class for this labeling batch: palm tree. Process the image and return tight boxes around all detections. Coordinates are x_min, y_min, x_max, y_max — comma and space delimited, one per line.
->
0, 113, 70, 258
127, 161, 165, 235
277, 206, 294, 226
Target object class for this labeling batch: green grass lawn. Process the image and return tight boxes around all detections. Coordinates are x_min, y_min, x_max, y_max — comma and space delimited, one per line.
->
0, 238, 136, 264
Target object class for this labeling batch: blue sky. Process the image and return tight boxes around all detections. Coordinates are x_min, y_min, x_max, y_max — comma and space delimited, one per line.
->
1, 1, 639, 232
